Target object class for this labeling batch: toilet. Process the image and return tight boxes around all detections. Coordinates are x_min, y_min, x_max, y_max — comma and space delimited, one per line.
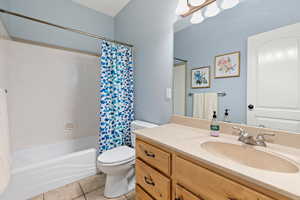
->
97, 120, 157, 198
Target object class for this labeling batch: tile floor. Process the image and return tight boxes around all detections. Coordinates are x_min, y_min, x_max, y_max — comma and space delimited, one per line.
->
30, 174, 135, 200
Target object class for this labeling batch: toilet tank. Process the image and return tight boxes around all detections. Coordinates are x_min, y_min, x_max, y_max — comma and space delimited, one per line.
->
131, 120, 157, 147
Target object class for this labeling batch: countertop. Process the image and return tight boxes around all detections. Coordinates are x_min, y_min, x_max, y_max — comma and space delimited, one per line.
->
134, 123, 300, 200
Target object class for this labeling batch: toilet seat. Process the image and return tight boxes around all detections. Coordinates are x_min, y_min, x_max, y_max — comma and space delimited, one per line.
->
98, 146, 135, 166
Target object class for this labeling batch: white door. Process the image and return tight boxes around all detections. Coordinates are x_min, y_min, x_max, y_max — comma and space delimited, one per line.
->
248, 23, 300, 133
173, 64, 186, 115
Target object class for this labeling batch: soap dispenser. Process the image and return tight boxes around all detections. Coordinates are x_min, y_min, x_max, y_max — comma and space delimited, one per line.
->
224, 109, 231, 123
210, 111, 220, 137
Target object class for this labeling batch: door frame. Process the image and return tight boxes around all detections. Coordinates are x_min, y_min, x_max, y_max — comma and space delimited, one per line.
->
173, 62, 188, 116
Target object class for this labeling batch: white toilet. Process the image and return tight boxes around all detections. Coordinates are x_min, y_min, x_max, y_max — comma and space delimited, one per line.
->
97, 120, 157, 198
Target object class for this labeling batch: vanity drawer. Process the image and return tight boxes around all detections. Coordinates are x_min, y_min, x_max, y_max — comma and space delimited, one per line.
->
136, 185, 155, 200
175, 185, 203, 200
175, 157, 275, 200
136, 159, 171, 200
136, 140, 171, 176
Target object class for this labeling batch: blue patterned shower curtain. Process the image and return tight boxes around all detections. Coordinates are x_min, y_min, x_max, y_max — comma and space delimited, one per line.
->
98, 41, 134, 154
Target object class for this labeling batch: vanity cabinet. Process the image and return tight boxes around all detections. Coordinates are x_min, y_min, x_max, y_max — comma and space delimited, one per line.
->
175, 156, 274, 200
175, 185, 202, 200
136, 185, 154, 200
136, 140, 171, 176
136, 138, 289, 200
136, 159, 171, 200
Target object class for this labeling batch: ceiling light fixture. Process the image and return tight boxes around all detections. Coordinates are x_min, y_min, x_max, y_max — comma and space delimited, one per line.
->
190, 0, 206, 7
176, 0, 190, 15
221, 0, 240, 9
204, 1, 220, 17
176, 0, 240, 24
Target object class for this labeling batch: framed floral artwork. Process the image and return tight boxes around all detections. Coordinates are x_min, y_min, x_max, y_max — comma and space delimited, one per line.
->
191, 66, 210, 88
215, 51, 240, 78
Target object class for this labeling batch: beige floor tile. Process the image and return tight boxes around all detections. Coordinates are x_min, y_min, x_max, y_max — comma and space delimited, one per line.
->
125, 191, 135, 200
44, 182, 83, 200
31, 194, 43, 200
79, 174, 106, 194
85, 188, 126, 200
73, 196, 86, 200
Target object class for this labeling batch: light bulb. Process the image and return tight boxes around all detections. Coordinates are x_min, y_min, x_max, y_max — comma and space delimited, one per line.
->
221, 0, 240, 9
190, 9, 205, 24
190, 0, 206, 7
204, 1, 220, 17
176, 0, 189, 15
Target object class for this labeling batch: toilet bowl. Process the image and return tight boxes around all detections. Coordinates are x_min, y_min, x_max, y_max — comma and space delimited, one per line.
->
97, 120, 157, 198
98, 146, 135, 198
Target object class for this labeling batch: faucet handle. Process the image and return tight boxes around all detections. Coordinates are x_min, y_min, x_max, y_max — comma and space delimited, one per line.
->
255, 132, 275, 147
232, 126, 245, 135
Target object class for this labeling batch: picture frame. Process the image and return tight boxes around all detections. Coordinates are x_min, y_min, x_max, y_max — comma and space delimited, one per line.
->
191, 66, 210, 89
215, 51, 240, 78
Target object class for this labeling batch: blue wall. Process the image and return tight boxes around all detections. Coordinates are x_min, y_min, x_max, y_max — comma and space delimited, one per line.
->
1, 0, 114, 54
0, 0, 9, 27
175, 0, 300, 123
115, 0, 177, 124
0, 0, 8, 11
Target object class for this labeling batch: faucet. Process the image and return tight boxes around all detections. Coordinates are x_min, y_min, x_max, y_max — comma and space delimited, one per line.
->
255, 132, 275, 147
232, 127, 275, 147
232, 127, 256, 145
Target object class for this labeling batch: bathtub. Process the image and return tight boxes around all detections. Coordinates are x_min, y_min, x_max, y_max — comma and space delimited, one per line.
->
0, 136, 98, 200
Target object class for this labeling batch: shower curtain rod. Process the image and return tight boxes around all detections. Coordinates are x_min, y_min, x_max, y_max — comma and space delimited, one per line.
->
0, 8, 134, 48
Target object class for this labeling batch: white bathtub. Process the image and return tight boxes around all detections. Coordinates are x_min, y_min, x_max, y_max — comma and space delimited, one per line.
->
0, 136, 98, 200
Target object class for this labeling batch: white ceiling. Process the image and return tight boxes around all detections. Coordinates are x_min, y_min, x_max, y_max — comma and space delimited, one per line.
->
72, 0, 131, 17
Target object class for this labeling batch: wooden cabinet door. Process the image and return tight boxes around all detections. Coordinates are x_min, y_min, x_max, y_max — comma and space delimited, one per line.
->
136, 140, 171, 176
175, 156, 275, 200
136, 159, 171, 200
175, 185, 203, 200
136, 185, 154, 200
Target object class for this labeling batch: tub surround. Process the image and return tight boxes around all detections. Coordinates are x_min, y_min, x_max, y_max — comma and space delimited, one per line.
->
0, 39, 98, 152
0, 136, 98, 200
134, 116, 300, 200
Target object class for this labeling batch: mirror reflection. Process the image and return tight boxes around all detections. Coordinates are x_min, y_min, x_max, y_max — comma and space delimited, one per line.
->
173, 0, 300, 132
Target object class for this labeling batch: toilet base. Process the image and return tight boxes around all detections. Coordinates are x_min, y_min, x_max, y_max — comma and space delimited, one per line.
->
104, 173, 135, 198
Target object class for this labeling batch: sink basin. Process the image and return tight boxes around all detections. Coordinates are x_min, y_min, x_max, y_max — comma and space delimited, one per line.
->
201, 142, 299, 173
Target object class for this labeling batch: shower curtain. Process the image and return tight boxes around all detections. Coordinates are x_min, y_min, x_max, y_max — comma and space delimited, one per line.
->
99, 41, 134, 154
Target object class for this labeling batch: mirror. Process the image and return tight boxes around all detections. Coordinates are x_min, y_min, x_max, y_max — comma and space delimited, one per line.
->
173, 0, 300, 133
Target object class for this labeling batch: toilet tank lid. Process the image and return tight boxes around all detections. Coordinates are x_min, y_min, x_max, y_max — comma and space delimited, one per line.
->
132, 120, 158, 130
